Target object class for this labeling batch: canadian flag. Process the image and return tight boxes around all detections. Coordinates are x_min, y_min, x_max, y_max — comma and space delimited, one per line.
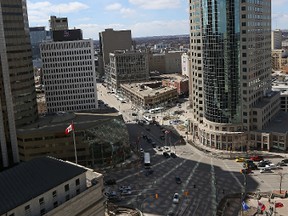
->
65, 123, 74, 135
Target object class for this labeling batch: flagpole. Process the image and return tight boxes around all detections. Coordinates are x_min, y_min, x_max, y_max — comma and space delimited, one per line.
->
72, 121, 78, 164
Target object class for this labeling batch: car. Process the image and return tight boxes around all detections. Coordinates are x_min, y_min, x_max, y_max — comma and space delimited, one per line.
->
250, 155, 264, 162
170, 152, 177, 158
157, 146, 163, 151
121, 189, 132, 195
260, 168, 272, 173
235, 157, 246, 162
152, 142, 157, 148
172, 193, 180, 204
257, 160, 271, 167
119, 186, 131, 191
165, 146, 170, 151
243, 160, 257, 170
277, 161, 288, 167
105, 178, 116, 185
132, 113, 137, 116
140, 148, 144, 153
281, 159, 288, 164
175, 176, 182, 184
163, 152, 170, 158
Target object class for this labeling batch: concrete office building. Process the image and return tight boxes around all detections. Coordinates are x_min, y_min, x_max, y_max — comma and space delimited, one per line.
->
108, 50, 149, 89
40, 39, 98, 113
0, 0, 38, 168
272, 29, 282, 50
189, 0, 280, 151
0, 157, 105, 216
181, 53, 191, 77
98, 28, 133, 76
49, 16, 68, 31
148, 51, 183, 74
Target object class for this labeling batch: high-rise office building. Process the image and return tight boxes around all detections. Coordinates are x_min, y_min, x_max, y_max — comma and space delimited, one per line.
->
272, 29, 282, 50
98, 28, 133, 76
189, 0, 280, 150
40, 39, 98, 113
0, 0, 38, 168
49, 16, 68, 31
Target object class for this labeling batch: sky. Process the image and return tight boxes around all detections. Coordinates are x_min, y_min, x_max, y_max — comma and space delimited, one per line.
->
27, 0, 288, 40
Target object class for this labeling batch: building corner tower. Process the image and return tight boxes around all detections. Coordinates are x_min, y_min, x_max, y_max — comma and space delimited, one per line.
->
0, 0, 38, 168
189, 0, 278, 151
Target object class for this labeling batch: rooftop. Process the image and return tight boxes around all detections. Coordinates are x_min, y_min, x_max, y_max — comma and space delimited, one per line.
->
0, 157, 87, 214
17, 110, 121, 135
121, 82, 176, 98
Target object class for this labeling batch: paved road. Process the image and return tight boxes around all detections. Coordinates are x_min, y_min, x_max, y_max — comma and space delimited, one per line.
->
98, 84, 288, 216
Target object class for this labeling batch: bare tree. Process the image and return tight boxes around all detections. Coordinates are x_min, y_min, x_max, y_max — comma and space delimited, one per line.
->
278, 172, 283, 194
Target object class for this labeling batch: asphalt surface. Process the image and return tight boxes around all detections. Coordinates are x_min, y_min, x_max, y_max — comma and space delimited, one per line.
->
98, 83, 288, 216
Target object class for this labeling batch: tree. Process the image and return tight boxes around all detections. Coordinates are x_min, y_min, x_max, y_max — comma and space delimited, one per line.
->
278, 172, 284, 194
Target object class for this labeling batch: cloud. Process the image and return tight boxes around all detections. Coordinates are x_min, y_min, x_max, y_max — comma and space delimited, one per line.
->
77, 19, 189, 40
272, 0, 286, 6
27, 1, 89, 25
129, 0, 181, 9
105, 3, 136, 17
105, 3, 122, 11
272, 13, 288, 29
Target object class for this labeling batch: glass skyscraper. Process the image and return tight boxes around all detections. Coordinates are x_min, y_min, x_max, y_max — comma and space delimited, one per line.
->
189, 0, 279, 150
0, 0, 38, 168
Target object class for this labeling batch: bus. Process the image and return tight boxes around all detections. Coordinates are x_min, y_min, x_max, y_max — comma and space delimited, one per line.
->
148, 107, 164, 114
144, 153, 151, 168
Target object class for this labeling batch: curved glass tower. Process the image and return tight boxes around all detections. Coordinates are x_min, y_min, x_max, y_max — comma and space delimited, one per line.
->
189, 0, 273, 150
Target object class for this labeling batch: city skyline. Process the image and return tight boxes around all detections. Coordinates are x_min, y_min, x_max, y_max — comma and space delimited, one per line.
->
27, 0, 287, 40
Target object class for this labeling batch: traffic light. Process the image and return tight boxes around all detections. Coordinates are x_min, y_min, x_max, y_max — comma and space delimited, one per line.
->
155, 193, 159, 199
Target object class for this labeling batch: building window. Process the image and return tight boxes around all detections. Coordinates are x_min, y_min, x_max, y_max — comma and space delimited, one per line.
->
39, 197, 44, 205
53, 201, 58, 208
65, 184, 69, 192
66, 194, 70, 201
75, 178, 80, 186
25, 205, 31, 216
40, 209, 46, 216
52, 190, 57, 198
8, 214, 14, 216
76, 188, 80, 195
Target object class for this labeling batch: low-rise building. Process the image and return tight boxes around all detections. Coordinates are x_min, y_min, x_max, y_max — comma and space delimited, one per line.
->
0, 157, 105, 216
161, 74, 189, 96
120, 82, 178, 109
17, 111, 130, 167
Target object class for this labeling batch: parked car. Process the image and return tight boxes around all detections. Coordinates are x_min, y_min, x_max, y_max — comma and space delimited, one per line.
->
175, 176, 182, 184
119, 186, 131, 191
105, 178, 116, 185
163, 152, 170, 158
277, 161, 288, 167
121, 189, 132, 195
257, 160, 271, 168
235, 157, 246, 162
170, 152, 177, 158
260, 168, 272, 173
250, 155, 264, 162
281, 159, 288, 164
172, 193, 180, 204
157, 146, 163, 151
